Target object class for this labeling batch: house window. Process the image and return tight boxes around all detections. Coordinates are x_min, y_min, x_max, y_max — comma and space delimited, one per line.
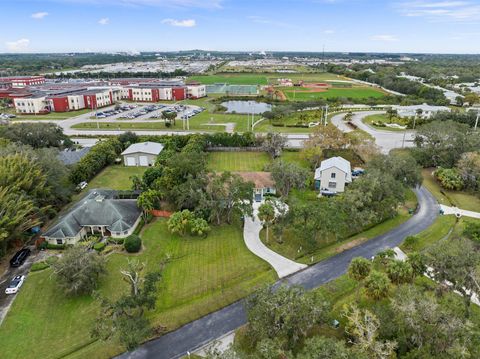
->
328, 182, 337, 188
331, 173, 336, 179
56, 239, 63, 245
123, 231, 128, 235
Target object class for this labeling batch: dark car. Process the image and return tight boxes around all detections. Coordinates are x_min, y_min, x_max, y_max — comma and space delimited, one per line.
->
9, 248, 31, 267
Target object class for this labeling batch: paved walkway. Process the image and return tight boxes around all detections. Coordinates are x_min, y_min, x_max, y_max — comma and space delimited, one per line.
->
440, 204, 480, 219
243, 202, 307, 278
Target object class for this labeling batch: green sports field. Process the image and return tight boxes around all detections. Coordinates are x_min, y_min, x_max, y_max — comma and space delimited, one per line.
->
284, 87, 386, 101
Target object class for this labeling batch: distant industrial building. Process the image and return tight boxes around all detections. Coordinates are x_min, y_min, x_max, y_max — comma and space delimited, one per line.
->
0, 75, 46, 88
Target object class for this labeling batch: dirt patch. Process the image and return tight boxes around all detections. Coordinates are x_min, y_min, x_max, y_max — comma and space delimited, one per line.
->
335, 237, 369, 253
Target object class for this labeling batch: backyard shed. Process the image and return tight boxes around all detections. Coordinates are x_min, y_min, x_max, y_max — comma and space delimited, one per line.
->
121, 141, 164, 167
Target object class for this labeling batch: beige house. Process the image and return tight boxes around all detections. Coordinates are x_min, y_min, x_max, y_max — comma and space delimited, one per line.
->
314, 157, 352, 193
121, 141, 164, 167
234, 172, 276, 202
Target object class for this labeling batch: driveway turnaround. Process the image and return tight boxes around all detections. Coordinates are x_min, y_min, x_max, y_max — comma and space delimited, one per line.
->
117, 186, 439, 359
440, 205, 480, 219
243, 202, 307, 278
330, 111, 416, 154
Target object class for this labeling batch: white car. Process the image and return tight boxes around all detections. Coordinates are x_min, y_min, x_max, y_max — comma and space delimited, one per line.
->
5, 275, 25, 295
78, 181, 88, 190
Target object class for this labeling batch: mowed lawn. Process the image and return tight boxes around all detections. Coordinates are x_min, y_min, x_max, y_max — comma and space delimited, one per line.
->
208, 151, 271, 172
284, 87, 386, 101
87, 165, 146, 190
10, 108, 92, 120
422, 168, 480, 212
0, 219, 275, 359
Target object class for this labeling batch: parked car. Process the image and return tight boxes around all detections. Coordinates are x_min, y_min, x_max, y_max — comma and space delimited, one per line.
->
320, 189, 337, 197
5, 275, 26, 295
77, 181, 88, 190
9, 248, 31, 267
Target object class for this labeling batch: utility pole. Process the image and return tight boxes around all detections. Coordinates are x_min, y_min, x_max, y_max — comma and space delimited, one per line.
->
475, 111, 480, 131
402, 128, 407, 148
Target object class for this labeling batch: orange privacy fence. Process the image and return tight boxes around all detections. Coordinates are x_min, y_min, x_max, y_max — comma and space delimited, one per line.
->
150, 210, 173, 218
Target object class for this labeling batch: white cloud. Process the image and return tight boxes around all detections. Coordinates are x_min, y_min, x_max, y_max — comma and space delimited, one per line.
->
98, 17, 110, 25
370, 34, 399, 42
31, 11, 49, 19
323, 29, 335, 34
397, 1, 480, 21
5, 38, 30, 52
161, 18, 196, 27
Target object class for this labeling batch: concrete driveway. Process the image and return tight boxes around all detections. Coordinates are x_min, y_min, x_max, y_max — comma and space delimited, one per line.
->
0, 246, 45, 325
243, 202, 306, 278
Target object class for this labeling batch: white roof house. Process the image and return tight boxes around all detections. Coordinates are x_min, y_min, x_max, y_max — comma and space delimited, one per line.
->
121, 141, 164, 156
315, 157, 352, 193
121, 141, 164, 167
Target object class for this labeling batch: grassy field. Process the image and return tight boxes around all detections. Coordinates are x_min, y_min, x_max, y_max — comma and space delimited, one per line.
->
188, 72, 345, 86
261, 188, 418, 264
0, 219, 275, 359
422, 168, 480, 212
87, 165, 146, 190
9, 108, 92, 120
73, 112, 251, 132
283, 87, 386, 101
207, 151, 270, 172
363, 113, 406, 132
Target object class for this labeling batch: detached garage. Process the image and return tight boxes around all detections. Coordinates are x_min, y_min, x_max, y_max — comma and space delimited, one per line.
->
121, 141, 164, 167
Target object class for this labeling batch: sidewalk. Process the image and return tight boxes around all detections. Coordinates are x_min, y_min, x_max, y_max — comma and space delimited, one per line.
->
440, 205, 480, 219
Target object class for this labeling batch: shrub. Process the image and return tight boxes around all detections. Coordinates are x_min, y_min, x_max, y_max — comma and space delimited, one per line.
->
45, 256, 59, 266
463, 221, 480, 243
434, 167, 464, 190
93, 242, 106, 252
124, 234, 142, 253
47, 243, 66, 250
38, 241, 48, 250
403, 235, 419, 249
108, 237, 125, 245
30, 261, 50, 272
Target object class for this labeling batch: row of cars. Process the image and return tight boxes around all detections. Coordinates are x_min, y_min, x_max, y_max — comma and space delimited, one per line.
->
122, 104, 165, 119
5, 248, 31, 295
95, 104, 138, 118
0, 112, 16, 121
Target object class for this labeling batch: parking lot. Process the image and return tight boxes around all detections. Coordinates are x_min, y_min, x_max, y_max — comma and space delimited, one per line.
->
94, 103, 205, 122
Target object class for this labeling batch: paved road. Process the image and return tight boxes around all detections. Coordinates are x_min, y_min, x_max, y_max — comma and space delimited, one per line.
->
330, 111, 416, 154
118, 186, 439, 359
243, 202, 306, 278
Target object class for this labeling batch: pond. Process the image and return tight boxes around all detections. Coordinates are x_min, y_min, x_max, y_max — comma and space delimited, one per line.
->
221, 101, 272, 114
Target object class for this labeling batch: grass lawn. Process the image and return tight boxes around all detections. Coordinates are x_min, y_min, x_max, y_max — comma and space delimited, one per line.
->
87, 165, 146, 190
261, 188, 418, 265
207, 151, 271, 172
72, 112, 251, 133
0, 219, 275, 359
284, 87, 386, 101
422, 168, 480, 212
363, 113, 406, 132
9, 108, 92, 120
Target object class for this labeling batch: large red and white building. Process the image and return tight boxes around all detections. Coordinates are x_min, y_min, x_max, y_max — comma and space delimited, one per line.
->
0, 76, 45, 88
11, 80, 206, 114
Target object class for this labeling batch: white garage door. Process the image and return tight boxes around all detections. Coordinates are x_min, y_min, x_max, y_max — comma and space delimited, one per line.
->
126, 157, 136, 166
139, 156, 149, 166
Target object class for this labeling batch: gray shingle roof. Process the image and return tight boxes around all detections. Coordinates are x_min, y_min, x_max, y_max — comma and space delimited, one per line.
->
43, 189, 141, 239
58, 147, 92, 166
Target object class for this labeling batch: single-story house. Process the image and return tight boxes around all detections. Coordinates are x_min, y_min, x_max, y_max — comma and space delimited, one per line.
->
42, 189, 142, 245
234, 172, 276, 202
314, 156, 352, 193
57, 147, 91, 166
121, 141, 164, 167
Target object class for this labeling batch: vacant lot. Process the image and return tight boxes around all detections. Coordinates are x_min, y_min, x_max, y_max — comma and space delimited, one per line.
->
189, 74, 268, 85
0, 219, 274, 359
284, 87, 386, 101
422, 169, 480, 212
86, 165, 146, 190
208, 151, 271, 172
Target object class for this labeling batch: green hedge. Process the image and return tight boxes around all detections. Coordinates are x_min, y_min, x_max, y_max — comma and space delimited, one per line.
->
108, 237, 125, 245
93, 242, 106, 252
47, 243, 66, 250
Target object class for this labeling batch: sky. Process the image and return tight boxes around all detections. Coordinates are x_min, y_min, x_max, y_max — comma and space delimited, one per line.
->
1, 0, 480, 54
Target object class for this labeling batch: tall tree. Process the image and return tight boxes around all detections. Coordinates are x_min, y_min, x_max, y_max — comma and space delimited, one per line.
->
258, 201, 275, 243
262, 132, 287, 159
267, 160, 309, 197
348, 257, 372, 300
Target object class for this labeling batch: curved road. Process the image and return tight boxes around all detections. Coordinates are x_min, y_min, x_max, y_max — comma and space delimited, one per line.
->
118, 186, 438, 359
330, 111, 416, 154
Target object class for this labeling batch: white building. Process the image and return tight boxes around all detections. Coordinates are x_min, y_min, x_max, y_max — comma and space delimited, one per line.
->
187, 85, 207, 99
13, 96, 49, 114
391, 104, 451, 119
314, 157, 352, 193
122, 141, 164, 167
